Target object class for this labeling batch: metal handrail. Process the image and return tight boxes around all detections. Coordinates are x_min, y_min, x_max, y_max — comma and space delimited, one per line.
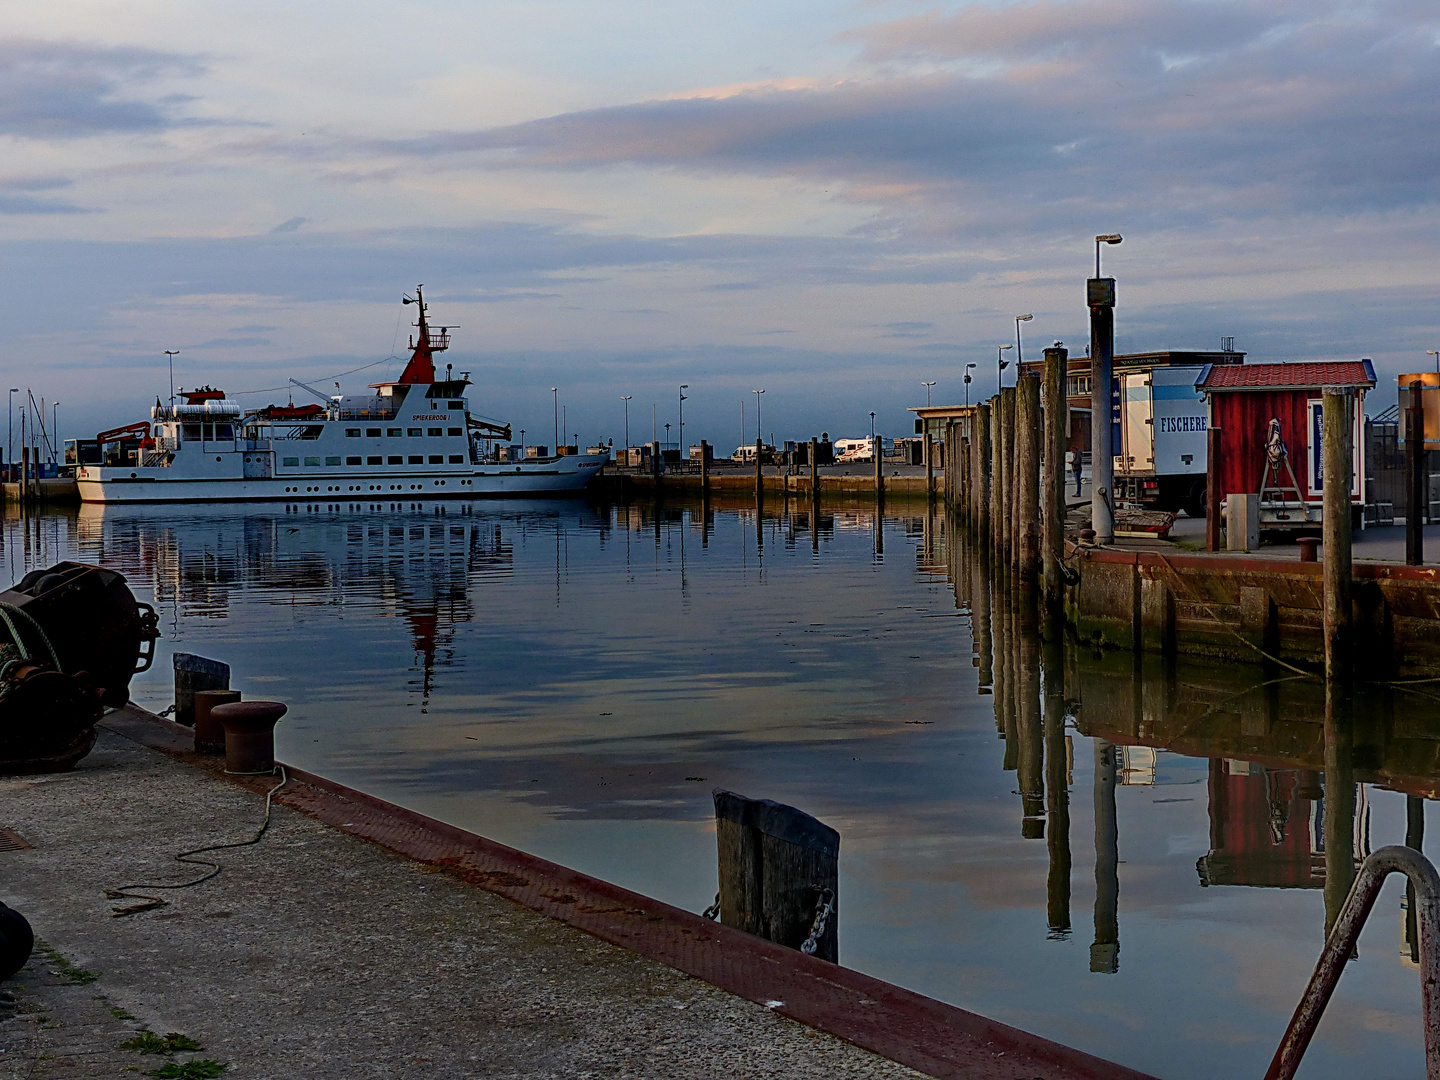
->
1266, 845, 1440, 1080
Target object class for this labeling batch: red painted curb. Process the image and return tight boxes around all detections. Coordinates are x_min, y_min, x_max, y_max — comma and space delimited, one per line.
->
102, 706, 1160, 1080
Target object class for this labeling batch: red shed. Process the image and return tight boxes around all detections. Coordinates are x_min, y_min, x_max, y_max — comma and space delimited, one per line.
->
1197, 360, 1375, 527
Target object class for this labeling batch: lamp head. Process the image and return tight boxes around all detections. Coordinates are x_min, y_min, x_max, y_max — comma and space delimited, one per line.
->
1016, 313, 1034, 322
999, 343, 1012, 351
1096, 234, 1122, 245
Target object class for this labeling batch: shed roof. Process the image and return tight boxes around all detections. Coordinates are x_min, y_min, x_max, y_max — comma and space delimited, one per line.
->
1199, 360, 1376, 392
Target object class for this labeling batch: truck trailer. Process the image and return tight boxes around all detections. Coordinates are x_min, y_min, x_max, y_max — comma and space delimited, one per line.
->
1113, 364, 1212, 517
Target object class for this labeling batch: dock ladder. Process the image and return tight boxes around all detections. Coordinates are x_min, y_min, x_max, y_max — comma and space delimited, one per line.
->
1266, 845, 1440, 1079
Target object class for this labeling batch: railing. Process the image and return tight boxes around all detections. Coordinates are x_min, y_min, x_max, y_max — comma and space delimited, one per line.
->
1266, 845, 1440, 1080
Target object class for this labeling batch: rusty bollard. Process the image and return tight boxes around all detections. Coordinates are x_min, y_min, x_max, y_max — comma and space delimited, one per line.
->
1298, 536, 1320, 563
211, 701, 287, 775
193, 689, 242, 754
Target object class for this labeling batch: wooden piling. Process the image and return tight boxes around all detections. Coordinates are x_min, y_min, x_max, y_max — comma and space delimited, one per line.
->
925, 424, 935, 502
809, 437, 819, 504
700, 440, 711, 498
1090, 739, 1119, 973
1015, 375, 1041, 587
1407, 380, 1424, 566
976, 402, 992, 539
1042, 347, 1067, 613
1322, 684, 1354, 935
1322, 389, 1354, 682
754, 438, 763, 504
1205, 427, 1222, 552
714, 790, 840, 963
999, 387, 1016, 561
874, 434, 884, 506
1043, 633, 1071, 936
173, 652, 231, 728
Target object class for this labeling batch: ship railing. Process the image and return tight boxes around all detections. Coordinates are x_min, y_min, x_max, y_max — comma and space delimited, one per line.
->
139, 451, 173, 468
336, 409, 400, 421
1266, 845, 1440, 1079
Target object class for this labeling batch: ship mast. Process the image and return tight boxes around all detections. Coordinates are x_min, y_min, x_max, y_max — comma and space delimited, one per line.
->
397, 285, 450, 384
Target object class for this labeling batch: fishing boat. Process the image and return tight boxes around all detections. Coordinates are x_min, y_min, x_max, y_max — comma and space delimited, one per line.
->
74, 288, 608, 503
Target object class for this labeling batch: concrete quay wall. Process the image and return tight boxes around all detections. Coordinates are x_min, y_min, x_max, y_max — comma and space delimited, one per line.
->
596, 469, 935, 501
1067, 545, 1440, 676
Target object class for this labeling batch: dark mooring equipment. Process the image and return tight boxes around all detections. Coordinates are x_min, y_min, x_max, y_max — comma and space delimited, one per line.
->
0, 562, 159, 774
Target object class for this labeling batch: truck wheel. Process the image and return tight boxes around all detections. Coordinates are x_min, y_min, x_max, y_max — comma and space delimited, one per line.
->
1182, 479, 1207, 518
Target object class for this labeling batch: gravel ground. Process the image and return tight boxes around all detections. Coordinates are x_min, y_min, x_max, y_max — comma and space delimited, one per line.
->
0, 730, 925, 1080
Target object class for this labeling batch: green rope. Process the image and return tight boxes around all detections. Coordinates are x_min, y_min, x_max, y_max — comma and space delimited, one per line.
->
0, 602, 60, 674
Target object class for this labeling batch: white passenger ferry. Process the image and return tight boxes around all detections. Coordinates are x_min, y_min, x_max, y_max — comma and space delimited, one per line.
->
75, 289, 608, 503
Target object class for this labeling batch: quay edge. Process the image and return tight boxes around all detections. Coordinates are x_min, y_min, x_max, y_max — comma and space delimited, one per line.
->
98, 704, 1161, 1080
1064, 543, 1440, 677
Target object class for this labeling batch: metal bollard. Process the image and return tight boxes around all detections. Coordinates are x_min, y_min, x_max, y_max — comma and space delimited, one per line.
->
193, 688, 241, 754
173, 653, 230, 728
211, 700, 287, 775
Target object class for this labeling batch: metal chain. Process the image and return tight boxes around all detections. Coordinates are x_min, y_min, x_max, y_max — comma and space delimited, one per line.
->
700, 892, 720, 921
800, 887, 835, 955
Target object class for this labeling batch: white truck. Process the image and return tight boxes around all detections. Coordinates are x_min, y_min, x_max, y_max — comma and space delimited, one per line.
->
1113, 364, 1211, 517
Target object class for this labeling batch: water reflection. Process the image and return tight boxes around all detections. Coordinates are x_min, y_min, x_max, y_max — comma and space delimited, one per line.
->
1, 496, 1434, 1079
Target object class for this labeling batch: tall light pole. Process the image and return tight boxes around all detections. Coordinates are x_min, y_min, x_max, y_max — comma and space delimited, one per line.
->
679, 384, 688, 453
997, 343, 1012, 392
1429, 349, 1439, 375
752, 389, 764, 444
921, 380, 935, 406
164, 350, 179, 410
964, 363, 976, 406
7, 388, 17, 473
1095, 233, 1122, 278
1015, 313, 1033, 373
52, 401, 58, 465
621, 396, 631, 451
550, 387, 558, 451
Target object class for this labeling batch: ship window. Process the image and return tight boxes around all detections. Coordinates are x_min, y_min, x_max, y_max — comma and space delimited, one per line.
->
305, 456, 322, 467
428, 454, 443, 464
407, 428, 422, 437
408, 455, 424, 464
388, 455, 403, 465
346, 456, 362, 465
183, 424, 202, 440
215, 424, 233, 439
427, 427, 442, 437
367, 456, 382, 465
447, 427, 462, 437
366, 428, 381, 438
346, 429, 361, 437
448, 401, 463, 409
387, 428, 402, 437
325, 456, 342, 466
283, 456, 299, 467
448, 454, 464, 464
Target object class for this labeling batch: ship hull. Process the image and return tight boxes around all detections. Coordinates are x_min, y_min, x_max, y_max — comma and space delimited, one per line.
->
76, 458, 606, 504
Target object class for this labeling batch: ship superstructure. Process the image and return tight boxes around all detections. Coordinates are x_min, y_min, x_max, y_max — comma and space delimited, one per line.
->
75, 288, 607, 503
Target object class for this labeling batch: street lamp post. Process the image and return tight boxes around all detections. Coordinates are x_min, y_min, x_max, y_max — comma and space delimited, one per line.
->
621, 396, 631, 454
1091, 233, 1123, 546
1095, 233, 1122, 277
52, 402, 58, 465
1015, 314, 1033, 374
1429, 349, 1439, 375
752, 389, 764, 443
679, 384, 688, 455
997, 343, 1013, 392
921, 380, 935, 407
550, 388, 558, 453
964, 363, 976, 406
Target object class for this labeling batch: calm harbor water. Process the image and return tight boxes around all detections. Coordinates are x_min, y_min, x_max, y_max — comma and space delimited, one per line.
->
4, 498, 1433, 1079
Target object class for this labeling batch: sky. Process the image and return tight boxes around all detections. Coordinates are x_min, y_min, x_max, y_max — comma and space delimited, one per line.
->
3, 0, 1439, 451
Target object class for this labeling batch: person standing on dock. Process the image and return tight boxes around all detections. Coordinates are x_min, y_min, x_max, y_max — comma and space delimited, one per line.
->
1067, 448, 1082, 497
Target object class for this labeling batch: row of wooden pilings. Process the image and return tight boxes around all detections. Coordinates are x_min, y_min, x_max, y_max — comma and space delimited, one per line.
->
938, 346, 1070, 620
936, 347, 1360, 682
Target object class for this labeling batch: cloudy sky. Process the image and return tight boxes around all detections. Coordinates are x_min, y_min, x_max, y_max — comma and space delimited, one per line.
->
3, 0, 1438, 449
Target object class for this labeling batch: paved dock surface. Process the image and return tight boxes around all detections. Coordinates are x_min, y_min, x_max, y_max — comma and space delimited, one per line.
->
0, 729, 924, 1079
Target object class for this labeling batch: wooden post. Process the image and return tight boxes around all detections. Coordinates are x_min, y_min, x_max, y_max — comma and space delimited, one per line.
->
988, 399, 1002, 545
700, 440, 710, 498
1206, 427, 1222, 552
809, 437, 819, 505
19, 446, 28, 505
1015, 374, 1041, 587
173, 652, 231, 728
874, 433, 884, 506
1323, 389, 1354, 682
1043, 633, 1071, 936
1322, 683, 1354, 935
925, 421, 935, 502
714, 789, 839, 962
1090, 739, 1120, 973
1407, 380, 1424, 566
754, 437, 763, 504
1042, 347, 1067, 613
999, 387, 1016, 561
976, 402, 992, 539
